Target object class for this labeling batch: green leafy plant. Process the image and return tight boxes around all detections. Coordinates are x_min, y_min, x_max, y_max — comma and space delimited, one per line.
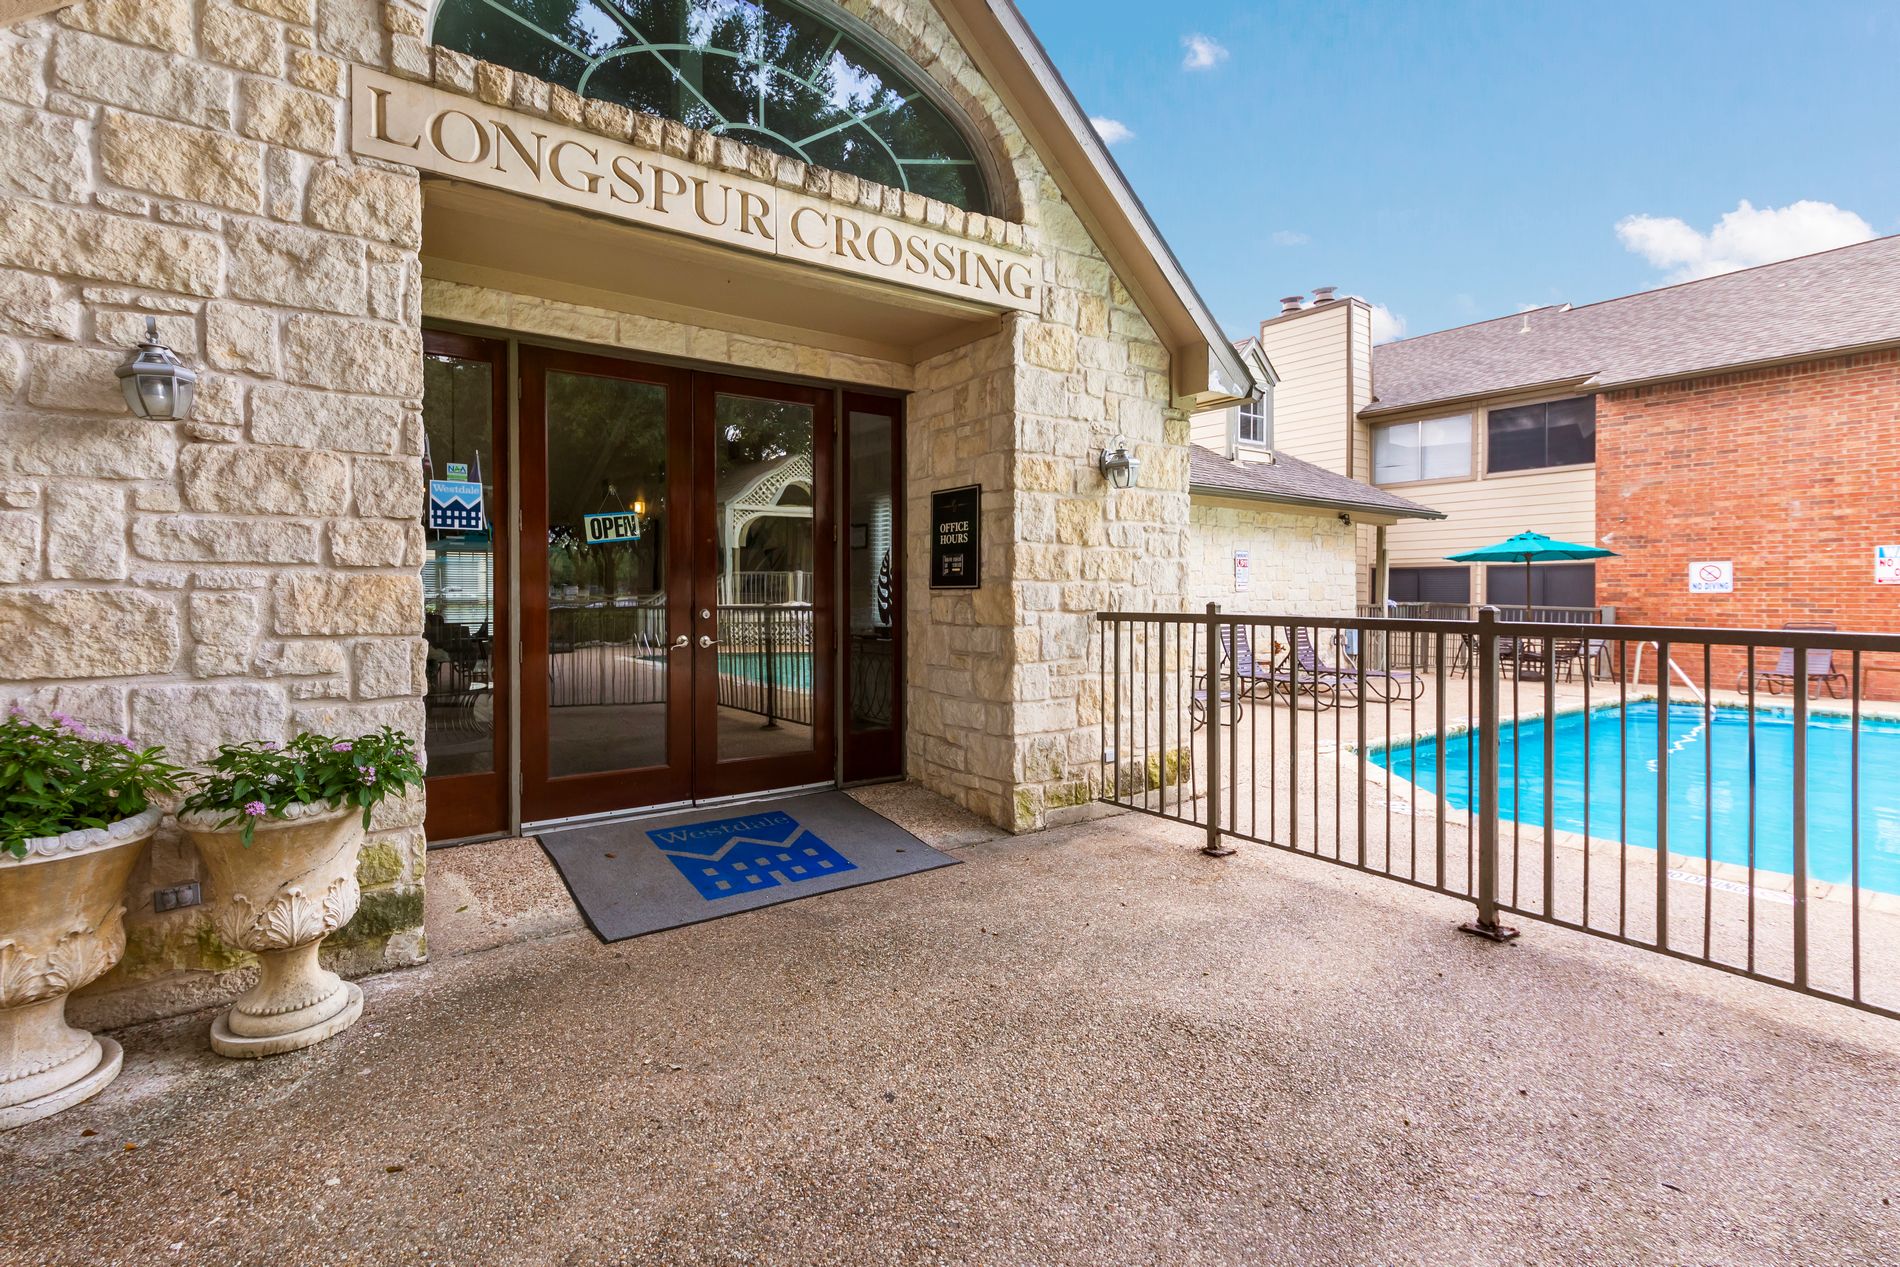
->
0, 708, 185, 860
179, 727, 425, 845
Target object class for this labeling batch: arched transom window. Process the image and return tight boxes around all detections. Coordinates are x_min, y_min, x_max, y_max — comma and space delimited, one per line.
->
431, 0, 994, 213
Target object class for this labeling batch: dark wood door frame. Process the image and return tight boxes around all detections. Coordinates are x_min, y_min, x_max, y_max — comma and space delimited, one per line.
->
840, 390, 905, 783
518, 344, 696, 823
420, 329, 511, 842
429, 339, 876, 832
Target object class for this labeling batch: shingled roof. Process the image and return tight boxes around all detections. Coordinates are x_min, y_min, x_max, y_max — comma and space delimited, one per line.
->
1366, 234, 1900, 417
1188, 445, 1443, 520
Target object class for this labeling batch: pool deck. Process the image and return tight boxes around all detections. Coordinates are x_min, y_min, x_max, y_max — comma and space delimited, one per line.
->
1144, 674, 1900, 1016
4, 783, 1898, 1265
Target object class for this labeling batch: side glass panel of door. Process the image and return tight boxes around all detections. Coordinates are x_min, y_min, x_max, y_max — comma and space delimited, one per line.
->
545, 371, 671, 778
712, 393, 817, 763
422, 352, 497, 778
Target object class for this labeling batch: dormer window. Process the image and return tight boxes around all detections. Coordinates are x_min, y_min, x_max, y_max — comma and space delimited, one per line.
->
1237, 390, 1271, 448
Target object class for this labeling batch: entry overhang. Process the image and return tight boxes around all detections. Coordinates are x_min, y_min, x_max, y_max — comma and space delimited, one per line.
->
422, 181, 1008, 369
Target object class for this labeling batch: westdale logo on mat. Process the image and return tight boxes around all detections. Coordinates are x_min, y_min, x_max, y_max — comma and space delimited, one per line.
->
645, 810, 857, 901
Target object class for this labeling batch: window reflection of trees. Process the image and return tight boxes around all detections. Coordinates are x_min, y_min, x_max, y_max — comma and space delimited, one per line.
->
432, 0, 991, 211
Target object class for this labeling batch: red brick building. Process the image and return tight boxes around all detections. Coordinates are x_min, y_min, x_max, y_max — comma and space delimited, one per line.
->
1363, 235, 1900, 690
1597, 348, 1900, 635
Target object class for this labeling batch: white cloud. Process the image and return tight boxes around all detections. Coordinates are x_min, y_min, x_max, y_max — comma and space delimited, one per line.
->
1615, 199, 1876, 282
1181, 33, 1229, 71
1368, 303, 1408, 345
1089, 116, 1134, 146
1271, 229, 1310, 247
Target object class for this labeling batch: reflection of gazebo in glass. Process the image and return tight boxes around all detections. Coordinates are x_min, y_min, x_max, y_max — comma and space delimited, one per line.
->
715, 453, 815, 731
717, 452, 814, 606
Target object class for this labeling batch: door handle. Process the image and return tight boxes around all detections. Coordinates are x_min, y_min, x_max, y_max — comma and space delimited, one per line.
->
668, 635, 689, 651
698, 634, 720, 649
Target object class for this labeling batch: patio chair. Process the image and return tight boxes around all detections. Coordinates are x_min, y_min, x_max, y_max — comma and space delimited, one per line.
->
1294, 627, 1423, 703
1737, 623, 1850, 698
1550, 636, 1587, 682
1216, 623, 1338, 710
1219, 624, 1288, 701
1496, 634, 1552, 681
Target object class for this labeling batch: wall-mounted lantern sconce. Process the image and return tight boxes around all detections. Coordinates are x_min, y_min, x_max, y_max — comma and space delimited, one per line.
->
1097, 434, 1140, 489
115, 316, 197, 421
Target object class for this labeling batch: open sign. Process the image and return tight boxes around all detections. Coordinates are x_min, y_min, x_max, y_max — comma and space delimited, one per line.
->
583, 512, 643, 544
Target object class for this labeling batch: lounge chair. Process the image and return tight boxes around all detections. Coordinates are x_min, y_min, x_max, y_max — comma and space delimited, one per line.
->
1219, 624, 1283, 700
1737, 623, 1850, 698
1218, 623, 1338, 710
1295, 627, 1423, 703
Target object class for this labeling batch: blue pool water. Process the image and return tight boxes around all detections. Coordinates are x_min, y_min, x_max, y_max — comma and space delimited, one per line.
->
1370, 702, 1900, 894
718, 651, 813, 691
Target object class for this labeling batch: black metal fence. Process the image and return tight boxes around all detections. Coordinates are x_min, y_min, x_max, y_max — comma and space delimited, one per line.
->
545, 602, 813, 728
716, 604, 815, 728
547, 603, 668, 707
1096, 606, 1900, 1021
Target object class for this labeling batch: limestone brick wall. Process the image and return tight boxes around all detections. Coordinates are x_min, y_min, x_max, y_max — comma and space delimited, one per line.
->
1187, 500, 1359, 615
0, 0, 428, 1028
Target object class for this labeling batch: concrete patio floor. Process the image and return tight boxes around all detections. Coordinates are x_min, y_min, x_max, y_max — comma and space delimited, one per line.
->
4, 785, 1898, 1266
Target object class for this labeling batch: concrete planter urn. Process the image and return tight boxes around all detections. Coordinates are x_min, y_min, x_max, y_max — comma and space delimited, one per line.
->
0, 808, 161, 1130
181, 801, 366, 1058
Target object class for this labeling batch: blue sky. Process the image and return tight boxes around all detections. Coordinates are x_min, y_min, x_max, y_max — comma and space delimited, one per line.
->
1017, 0, 1900, 343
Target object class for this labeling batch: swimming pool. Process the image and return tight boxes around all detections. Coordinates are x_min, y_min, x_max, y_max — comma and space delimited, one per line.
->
1369, 701, 1900, 895
717, 650, 813, 691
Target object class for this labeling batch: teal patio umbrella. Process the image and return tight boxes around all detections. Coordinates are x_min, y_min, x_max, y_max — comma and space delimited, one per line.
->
1446, 531, 1616, 618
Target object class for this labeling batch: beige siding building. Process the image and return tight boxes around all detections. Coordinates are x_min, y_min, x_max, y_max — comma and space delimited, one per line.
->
1247, 293, 1597, 611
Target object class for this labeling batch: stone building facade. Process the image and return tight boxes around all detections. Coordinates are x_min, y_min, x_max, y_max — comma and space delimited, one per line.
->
0, 0, 1250, 1024
1186, 501, 1358, 615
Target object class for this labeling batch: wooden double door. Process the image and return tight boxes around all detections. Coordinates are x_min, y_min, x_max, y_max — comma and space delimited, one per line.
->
520, 346, 836, 823
421, 333, 902, 840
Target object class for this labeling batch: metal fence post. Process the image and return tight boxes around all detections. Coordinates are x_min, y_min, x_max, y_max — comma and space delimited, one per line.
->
1203, 602, 1234, 856
1461, 606, 1519, 941
762, 606, 780, 730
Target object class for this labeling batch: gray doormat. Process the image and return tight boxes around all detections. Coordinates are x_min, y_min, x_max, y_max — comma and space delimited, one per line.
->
537, 791, 960, 941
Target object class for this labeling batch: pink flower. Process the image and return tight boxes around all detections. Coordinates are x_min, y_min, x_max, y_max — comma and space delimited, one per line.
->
331, 742, 353, 753
262, 741, 282, 752
244, 800, 268, 817
358, 766, 376, 782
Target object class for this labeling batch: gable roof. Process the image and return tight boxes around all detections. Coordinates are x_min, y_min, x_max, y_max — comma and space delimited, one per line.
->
1367, 234, 1900, 417
1188, 445, 1444, 521
941, 1, 1253, 407
2, 0, 1254, 411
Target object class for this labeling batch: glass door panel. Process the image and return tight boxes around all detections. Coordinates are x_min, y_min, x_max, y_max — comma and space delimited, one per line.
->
544, 371, 673, 777
420, 330, 508, 841
695, 376, 833, 797
522, 347, 693, 822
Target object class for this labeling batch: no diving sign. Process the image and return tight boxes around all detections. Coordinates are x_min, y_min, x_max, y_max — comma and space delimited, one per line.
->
1688, 560, 1733, 594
